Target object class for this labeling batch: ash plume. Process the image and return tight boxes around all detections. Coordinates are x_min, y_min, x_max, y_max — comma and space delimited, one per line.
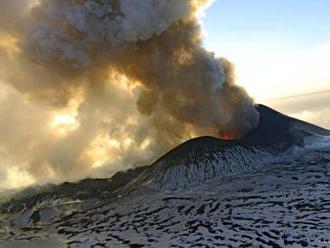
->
0, 0, 259, 188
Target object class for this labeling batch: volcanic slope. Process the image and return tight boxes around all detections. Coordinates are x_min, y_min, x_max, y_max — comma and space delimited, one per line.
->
0, 104, 329, 247
126, 104, 330, 190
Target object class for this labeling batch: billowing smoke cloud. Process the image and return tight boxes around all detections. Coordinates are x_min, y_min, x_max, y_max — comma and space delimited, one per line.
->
0, 0, 259, 189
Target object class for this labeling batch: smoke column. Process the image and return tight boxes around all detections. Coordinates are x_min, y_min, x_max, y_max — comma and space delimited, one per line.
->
0, 0, 259, 189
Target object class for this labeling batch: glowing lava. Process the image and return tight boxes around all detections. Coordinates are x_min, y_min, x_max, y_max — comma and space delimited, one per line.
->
218, 130, 241, 140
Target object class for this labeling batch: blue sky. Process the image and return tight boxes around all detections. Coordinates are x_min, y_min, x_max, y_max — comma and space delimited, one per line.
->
204, 0, 330, 47
203, 0, 330, 100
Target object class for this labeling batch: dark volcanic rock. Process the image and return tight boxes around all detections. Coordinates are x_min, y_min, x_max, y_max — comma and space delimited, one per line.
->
147, 104, 330, 172
0, 166, 147, 214
126, 104, 330, 189
242, 104, 330, 145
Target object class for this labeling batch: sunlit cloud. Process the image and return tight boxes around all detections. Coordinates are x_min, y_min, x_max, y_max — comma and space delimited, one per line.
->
50, 114, 80, 136
3, 166, 35, 189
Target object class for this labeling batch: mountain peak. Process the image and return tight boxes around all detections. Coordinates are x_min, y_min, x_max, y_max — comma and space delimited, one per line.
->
126, 104, 330, 190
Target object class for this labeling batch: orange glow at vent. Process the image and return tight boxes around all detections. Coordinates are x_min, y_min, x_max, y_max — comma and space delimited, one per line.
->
218, 130, 241, 140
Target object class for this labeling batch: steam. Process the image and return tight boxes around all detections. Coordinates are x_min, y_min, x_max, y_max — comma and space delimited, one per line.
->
0, 0, 259, 189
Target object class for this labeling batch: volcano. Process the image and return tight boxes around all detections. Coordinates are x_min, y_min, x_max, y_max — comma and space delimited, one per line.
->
125, 104, 330, 190
0, 105, 330, 247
